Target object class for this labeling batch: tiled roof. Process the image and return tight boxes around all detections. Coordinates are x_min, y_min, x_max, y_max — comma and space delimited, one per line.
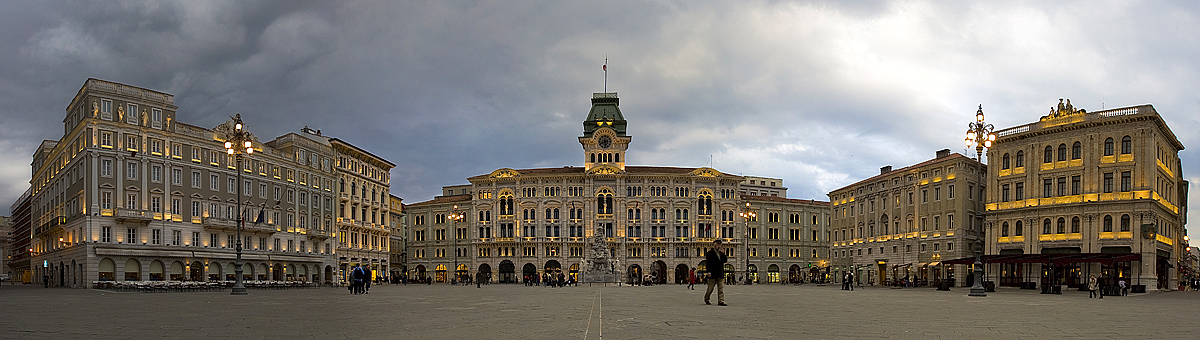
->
406, 194, 471, 207
744, 195, 830, 206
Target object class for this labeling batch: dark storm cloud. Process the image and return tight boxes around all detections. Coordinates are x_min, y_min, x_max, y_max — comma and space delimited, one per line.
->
1, 0, 1198, 237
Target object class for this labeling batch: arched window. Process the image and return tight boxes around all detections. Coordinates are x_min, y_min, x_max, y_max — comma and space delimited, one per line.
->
1071, 142, 1081, 160
1014, 220, 1023, 236
590, 153, 596, 163
1056, 217, 1066, 234
1001, 222, 1009, 237
615, 153, 619, 162
1002, 153, 1010, 170
698, 194, 713, 216
1103, 215, 1113, 232
1104, 137, 1114, 156
1015, 151, 1024, 167
1057, 144, 1067, 162
1121, 136, 1132, 154
1120, 214, 1131, 232
1071, 216, 1080, 233
1043, 218, 1052, 234
1044, 146, 1053, 163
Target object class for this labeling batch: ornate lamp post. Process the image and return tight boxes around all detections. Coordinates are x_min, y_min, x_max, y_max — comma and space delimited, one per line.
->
964, 105, 994, 297
739, 202, 756, 285
224, 114, 254, 295
449, 204, 464, 284
964, 105, 996, 161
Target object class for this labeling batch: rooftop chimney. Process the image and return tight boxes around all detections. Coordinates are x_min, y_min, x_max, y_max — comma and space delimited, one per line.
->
880, 165, 892, 175
936, 149, 951, 159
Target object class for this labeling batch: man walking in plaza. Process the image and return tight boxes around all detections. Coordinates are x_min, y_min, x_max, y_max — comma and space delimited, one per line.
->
704, 239, 728, 306
688, 267, 696, 290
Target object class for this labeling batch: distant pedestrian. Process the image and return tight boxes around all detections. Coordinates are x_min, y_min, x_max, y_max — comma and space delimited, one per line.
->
703, 239, 728, 306
848, 272, 855, 291
1119, 279, 1127, 296
688, 268, 696, 290
1088, 275, 1099, 299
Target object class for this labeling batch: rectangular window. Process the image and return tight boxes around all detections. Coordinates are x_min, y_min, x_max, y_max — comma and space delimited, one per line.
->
1057, 177, 1066, 196
152, 229, 162, 245
151, 165, 162, 182
101, 191, 112, 210
126, 104, 138, 124
127, 162, 138, 179
1071, 176, 1081, 195
126, 193, 139, 209
171, 168, 182, 185
211, 174, 219, 191
1103, 172, 1114, 193
100, 132, 113, 148
100, 99, 112, 119
151, 108, 162, 127
150, 139, 162, 155
126, 135, 139, 151
1001, 184, 1010, 202
1043, 178, 1053, 198
1120, 171, 1131, 192
1015, 182, 1024, 200
127, 227, 138, 244
101, 226, 112, 243
101, 159, 113, 177
948, 184, 954, 199
192, 232, 200, 246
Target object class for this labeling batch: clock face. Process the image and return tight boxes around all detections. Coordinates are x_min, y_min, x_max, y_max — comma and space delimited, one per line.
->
598, 135, 612, 148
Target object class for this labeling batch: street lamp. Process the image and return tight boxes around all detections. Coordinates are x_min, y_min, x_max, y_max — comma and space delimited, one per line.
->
224, 113, 254, 295
739, 202, 756, 285
964, 106, 993, 297
449, 204, 464, 285
964, 105, 996, 162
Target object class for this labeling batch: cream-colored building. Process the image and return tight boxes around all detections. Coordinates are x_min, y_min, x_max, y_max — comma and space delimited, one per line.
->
829, 149, 987, 287
387, 194, 406, 279
739, 176, 786, 198
330, 138, 394, 282
984, 100, 1187, 291
26, 79, 388, 287
405, 92, 830, 284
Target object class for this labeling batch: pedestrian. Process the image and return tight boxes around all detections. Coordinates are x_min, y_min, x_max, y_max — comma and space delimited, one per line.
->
1119, 279, 1127, 296
688, 268, 696, 290
1088, 275, 1099, 299
704, 239, 728, 306
849, 271, 854, 291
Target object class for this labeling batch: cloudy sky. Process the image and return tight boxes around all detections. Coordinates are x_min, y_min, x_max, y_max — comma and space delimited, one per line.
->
1, 0, 1198, 236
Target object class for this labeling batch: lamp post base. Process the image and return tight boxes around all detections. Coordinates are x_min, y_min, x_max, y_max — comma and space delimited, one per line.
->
231, 263, 248, 295
968, 287, 987, 297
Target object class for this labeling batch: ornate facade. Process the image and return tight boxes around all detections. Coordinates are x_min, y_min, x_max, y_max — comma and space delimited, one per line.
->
27, 79, 389, 287
828, 149, 987, 287
984, 101, 1188, 291
405, 92, 830, 285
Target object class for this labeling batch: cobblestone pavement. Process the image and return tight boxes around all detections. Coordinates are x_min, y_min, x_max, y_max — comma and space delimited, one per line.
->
1, 282, 1198, 339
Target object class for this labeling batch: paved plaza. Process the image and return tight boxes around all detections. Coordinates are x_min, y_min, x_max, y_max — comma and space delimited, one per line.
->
2, 282, 1198, 339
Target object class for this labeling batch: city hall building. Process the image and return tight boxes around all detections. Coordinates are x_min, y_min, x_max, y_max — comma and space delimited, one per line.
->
27, 79, 391, 287
828, 149, 988, 287
404, 92, 830, 285
983, 100, 1188, 292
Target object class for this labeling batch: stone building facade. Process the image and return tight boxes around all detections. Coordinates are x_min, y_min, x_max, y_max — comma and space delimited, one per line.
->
26, 79, 389, 287
984, 101, 1188, 291
828, 149, 987, 287
404, 92, 830, 285
330, 138, 394, 282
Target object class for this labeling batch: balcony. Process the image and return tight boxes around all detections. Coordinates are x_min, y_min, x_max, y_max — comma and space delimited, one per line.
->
115, 208, 153, 223
1036, 233, 1082, 242
1098, 231, 1133, 239
201, 216, 238, 231
997, 235, 1025, 243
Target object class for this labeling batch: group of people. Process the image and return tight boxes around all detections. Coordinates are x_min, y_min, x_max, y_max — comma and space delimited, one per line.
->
840, 272, 855, 291
348, 265, 371, 294
523, 271, 571, 287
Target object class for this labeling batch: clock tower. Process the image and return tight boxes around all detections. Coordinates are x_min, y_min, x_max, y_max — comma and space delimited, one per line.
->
580, 92, 630, 171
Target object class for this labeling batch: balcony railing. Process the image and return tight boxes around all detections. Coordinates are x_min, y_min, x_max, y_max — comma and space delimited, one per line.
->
115, 208, 153, 222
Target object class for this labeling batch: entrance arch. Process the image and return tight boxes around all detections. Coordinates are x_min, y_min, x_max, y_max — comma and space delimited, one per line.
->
149, 260, 165, 281
415, 265, 427, 281
568, 264, 579, 282
435, 264, 447, 283
674, 264, 689, 284
724, 264, 736, 282
697, 260, 708, 273
545, 260, 562, 273
273, 263, 284, 281
190, 261, 203, 281
748, 264, 759, 283
258, 263, 269, 281
789, 264, 803, 283
98, 258, 116, 281
498, 260, 516, 283
170, 261, 185, 281
522, 263, 537, 283
325, 265, 334, 284
628, 264, 643, 284
652, 261, 667, 284
207, 262, 222, 281
767, 264, 780, 283
124, 259, 141, 281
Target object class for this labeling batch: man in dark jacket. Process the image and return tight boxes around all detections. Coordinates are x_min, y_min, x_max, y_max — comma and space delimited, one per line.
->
704, 239, 728, 306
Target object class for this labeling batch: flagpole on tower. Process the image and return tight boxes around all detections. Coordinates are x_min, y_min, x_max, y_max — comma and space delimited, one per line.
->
603, 55, 608, 92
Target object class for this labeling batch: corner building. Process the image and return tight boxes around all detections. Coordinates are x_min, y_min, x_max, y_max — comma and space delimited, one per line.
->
984, 101, 1187, 291
405, 92, 829, 284
27, 79, 388, 287
829, 149, 987, 287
